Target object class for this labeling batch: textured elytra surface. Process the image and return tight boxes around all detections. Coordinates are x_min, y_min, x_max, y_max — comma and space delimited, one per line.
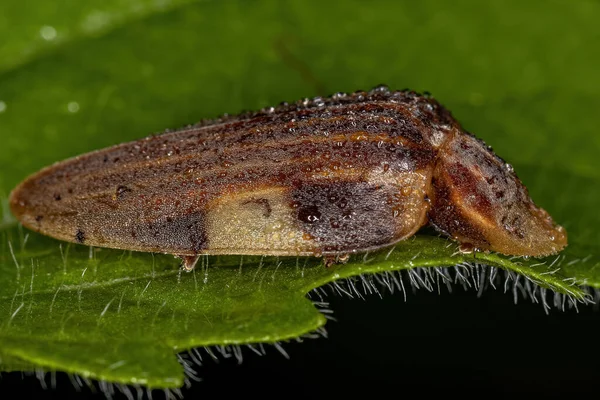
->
10, 87, 566, 261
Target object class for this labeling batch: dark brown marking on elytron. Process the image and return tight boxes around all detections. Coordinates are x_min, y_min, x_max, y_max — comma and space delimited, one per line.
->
291, 181, 400, 253
116, 185, 132, 200
9, 85, 567, 270
75, 229, 85, 244
131, 213, 208, 253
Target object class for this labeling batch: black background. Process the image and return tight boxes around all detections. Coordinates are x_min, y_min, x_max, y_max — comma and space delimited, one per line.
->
1, 283, 599, 399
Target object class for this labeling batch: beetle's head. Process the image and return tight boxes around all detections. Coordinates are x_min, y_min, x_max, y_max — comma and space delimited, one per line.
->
427, 132, 567, 256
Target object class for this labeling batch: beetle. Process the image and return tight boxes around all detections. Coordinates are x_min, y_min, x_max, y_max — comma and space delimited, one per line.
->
9, 86, 567, 270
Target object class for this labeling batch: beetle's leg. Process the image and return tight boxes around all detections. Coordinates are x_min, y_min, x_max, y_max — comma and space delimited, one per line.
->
337, 254, 350, 263
180, 255, 200, 272
323, 254, 350, 268
458, 243, 475, 254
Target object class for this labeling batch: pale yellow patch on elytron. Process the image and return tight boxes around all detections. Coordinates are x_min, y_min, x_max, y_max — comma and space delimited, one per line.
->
365, 168, 432, 241
205, 187, 314, 255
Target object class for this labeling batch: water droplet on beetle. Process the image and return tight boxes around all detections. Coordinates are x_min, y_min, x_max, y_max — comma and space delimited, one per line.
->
298, 206, 321, 224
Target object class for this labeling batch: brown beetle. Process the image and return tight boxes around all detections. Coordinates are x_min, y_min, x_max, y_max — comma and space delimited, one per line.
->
9, 86, 567, 270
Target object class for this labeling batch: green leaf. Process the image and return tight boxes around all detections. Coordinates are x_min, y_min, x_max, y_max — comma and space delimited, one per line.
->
0, 0, 598, 390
